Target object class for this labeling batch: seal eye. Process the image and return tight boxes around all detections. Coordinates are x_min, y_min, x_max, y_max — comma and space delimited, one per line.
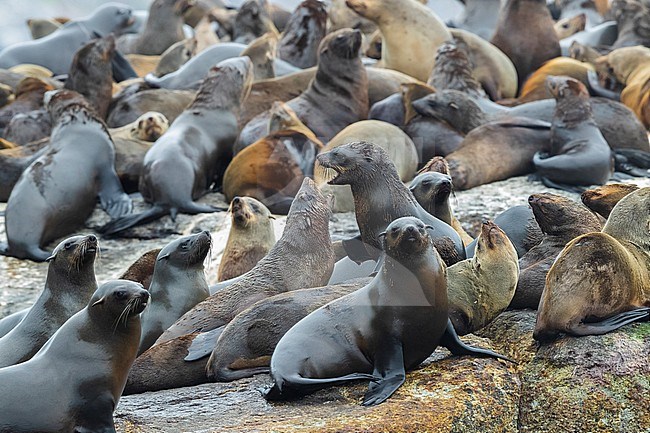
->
64, 242, 73, 249
114, 290, 128, 301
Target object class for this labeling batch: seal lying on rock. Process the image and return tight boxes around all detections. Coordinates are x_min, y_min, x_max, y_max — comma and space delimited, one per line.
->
265, 216, 510, 406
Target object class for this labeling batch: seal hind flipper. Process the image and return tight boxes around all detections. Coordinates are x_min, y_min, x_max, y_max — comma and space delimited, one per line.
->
185, 327, 225, 361
614, 149, 650, 178
180, 202, 228, 214
99, 205, 168, 235
539, 177, 588, 194
265, 372, 376, 401
566, 308, 650, 337
362, 340, 406, 406
0, 242, 50, 262
440, 319, 514, 363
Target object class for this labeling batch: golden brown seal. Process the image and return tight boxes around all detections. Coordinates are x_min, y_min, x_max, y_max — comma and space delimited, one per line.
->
581, 183, 640, 219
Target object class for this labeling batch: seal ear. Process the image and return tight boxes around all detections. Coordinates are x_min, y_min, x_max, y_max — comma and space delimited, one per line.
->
378, 231, 387, 239
425, 225, 434, 231
45, 253, 56, 262
92, 296, 106, 307
268, 215, 276, 220
448, 102, 459, 110
157, 252, 171, 261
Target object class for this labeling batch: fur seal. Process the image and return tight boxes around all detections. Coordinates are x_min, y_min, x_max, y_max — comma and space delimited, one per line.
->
555, 13, 587, 39
106, 88, 194, 127
534, 187, 650, 341
611, 0, 650, 49
109, 111, 169, 141
581, 183, 640, 219
409, 159, 473, 246
0, 235, 98, 368
236, 28, 368, 152
428, 40, 486, 100
278, 0, 327, 68
153, 178, 334, 344
117, 0, 188, 55
0, 77, 53, 134
448, 221, 519, 335
64, 35, 117, 119
0, 3, 136, 76
509, 193, 602, 310
265, 216, 509, 405
26, 18, 64, 39
0, 280, 148, 432
491, 0, 561, 88
217, 197, 276, 282
316, 141, 466, 266
4, 109, 52, 145
0, 139, 48, 201
206, 278, 370, 382
315, 120, 419, 213
0, 90, 131, 261
533, 76, 613, 192
560, 21, 618, 56
138, 231, 212, 355
233, 0, 279, 44
119, 248, 162, 290
241, 33, 278, 81
100, 57, 253, 235
155, 38, 197, 77
345, 0, 451, 82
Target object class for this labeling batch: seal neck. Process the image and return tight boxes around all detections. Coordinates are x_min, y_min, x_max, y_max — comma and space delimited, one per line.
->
554, 95, 594, 128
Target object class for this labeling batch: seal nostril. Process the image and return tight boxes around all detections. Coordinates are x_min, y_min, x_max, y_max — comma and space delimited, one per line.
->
233, 197, 241, 204
87, 234, 97, 242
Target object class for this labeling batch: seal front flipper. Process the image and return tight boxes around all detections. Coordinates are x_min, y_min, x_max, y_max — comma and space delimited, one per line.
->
342, 236, 374, 264
184, 327, 225, 361
587, 70, 621, 101
111, 49, 138, 82
362, 340, 406, 406
99, 205, 168, 235
98, 166, 133, 219
440, 319, 514, 363
566, 308, 650, 337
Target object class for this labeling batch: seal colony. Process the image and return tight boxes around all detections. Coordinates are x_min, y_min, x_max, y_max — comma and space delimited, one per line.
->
1, 0, 650, 428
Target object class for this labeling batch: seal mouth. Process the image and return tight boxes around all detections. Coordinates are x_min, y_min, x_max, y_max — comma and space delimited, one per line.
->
314, 155, 344, 185
189, 231, 212, 264
481, 221, 500, 249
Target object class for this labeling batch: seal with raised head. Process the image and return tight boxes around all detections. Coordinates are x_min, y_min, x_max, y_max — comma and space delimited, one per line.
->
206, 278, 370, 382
233, 0, 279, 44
117, 0, 187, 55
236, 28, 369, 152
316, 141, 466, 266
217, 197, 276, 282
490, 0, 561, 88
0, 90, 131, 261
277, 0, 327, 69
265, 216, 509, 405
581, 183, 640, 219
447, 221, 519, 336
509, 193, 602, 310
138, 231, 212, 355
534, 187, 650, 341
533, 76, 613, 192
0, 3, 136, 76
0, 235, 98, 368
100, 57, 253, 235
0, 280, 148, 433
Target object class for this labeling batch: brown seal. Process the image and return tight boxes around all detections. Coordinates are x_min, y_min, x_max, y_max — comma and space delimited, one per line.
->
100, 57, 253, 235
491, 0, 561, 88
265, 216, 509, 405
0, 90, 131, 261
533, 76, 614, 192
138, 231, 212, 355
154, 37, 197, 77
534, 187, 650, 341
236, 28, 368, 152
0, 280, 148, 432
233, 0, 279, 44
123, 179, 335, 394
581, 183, 640, 219
554, 13, 587, 39
0, 235, 98, 368
217, 197, 276, 282
64, 34, 117, 119
277, 0, 327, 69
4, 109, 52, 145
447, 221, 519, 335
241, 33, 278, 81
106, 88, 195, 128
316, 141, 466, 266
0, 77, 53, 134
119, 248, 162, 290
345, 0, 451, 82
428, 40, 486, 100
117, 0, 188, 55
206, 278, 370, 382
509, 193, 602, 310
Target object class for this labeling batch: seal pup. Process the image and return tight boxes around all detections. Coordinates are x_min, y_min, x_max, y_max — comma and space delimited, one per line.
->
534, 187, 650, 341
217, 197, 276, 282
0, 3, 136, 76
581, 183, 640, 219
236, 28, 369, 152
0, 280, 148, 433
106, 88, 195, 127
265, 216, 509, 405
207, 278, 370, 382
0, 235, 98, 368
117, 0, 188, 55
447, 221, 519, 335
317, 141, 465, 266
277, 0, 327, 68
509, 193, 602, 310
109, 111, 169, 142
154, 178, 334, 344
491, 0, 561, 88
100, 57, 253, 235
138, 231, 212, 355
533, 76, 613, 193
0, 90, 131, 261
